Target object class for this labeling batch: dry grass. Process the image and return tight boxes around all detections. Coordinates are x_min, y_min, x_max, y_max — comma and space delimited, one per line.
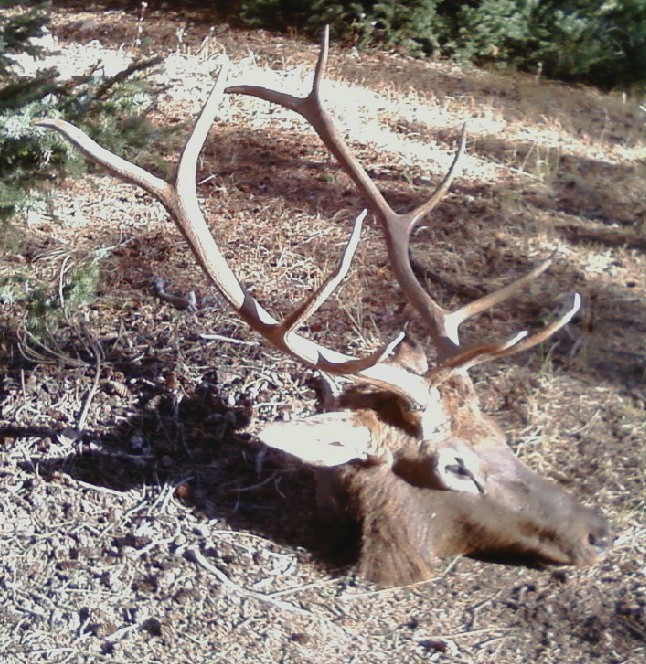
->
1, 7, 644, 663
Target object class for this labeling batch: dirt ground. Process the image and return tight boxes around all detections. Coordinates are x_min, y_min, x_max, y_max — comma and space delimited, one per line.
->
1, 5, 644, 663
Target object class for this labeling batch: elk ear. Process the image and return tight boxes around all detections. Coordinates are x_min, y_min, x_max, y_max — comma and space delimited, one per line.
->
434, 443, 485, 494
258, 412, 372, 468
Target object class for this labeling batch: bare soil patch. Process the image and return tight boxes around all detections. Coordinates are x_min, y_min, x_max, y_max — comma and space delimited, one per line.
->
1, 7, 644, 663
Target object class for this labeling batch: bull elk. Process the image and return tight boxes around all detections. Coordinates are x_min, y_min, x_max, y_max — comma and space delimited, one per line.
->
36, 28, 611, 587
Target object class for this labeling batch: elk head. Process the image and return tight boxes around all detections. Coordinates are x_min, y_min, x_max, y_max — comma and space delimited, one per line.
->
36, 28, 611, 586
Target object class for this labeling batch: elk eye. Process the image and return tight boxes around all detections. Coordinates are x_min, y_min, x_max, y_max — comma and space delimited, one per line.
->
444, 458, 485, 494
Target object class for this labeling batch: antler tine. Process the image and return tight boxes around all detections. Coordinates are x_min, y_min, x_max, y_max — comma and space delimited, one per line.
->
406, 125, 467, 230
443, 252, 555, 345
280, 209, 407, 366
35, 60, 432, 407
311, 24, 330, 95
429, 293, 581, 383
282, 209, 364, 332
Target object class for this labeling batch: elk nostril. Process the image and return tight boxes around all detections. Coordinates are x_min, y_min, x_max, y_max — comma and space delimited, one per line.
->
587, 530, 611, 552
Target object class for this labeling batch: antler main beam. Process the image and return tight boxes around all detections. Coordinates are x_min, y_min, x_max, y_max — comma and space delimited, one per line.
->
226, 26, 579, 364
34, 59, 432, 407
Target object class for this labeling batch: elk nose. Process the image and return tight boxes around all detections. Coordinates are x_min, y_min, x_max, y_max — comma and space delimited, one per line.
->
585, 527, 612, 561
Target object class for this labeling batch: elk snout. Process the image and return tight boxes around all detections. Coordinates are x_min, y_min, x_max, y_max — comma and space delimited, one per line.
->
578, 522, 613, 564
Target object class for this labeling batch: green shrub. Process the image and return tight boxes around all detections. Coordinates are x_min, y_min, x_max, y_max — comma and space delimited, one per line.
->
448, 0, 533, 64
0, 2, 167, 228
443, 0, 646, 90
529, 0, 646, 90
232, 0, 645, 90
22, 256, 103, 338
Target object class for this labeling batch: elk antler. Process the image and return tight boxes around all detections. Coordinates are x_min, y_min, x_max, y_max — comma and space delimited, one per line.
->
35, 31, 579, 406
34, 59, 432, 407
226, 26, 580, 369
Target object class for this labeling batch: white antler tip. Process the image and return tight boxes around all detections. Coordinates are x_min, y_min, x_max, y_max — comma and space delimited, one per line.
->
378, 331, 406, 362
507, 330, 528, 349
572, 292, 581, 312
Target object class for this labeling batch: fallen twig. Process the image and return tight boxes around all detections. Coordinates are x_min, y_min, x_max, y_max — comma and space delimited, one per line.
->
182, 546, 311, 616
